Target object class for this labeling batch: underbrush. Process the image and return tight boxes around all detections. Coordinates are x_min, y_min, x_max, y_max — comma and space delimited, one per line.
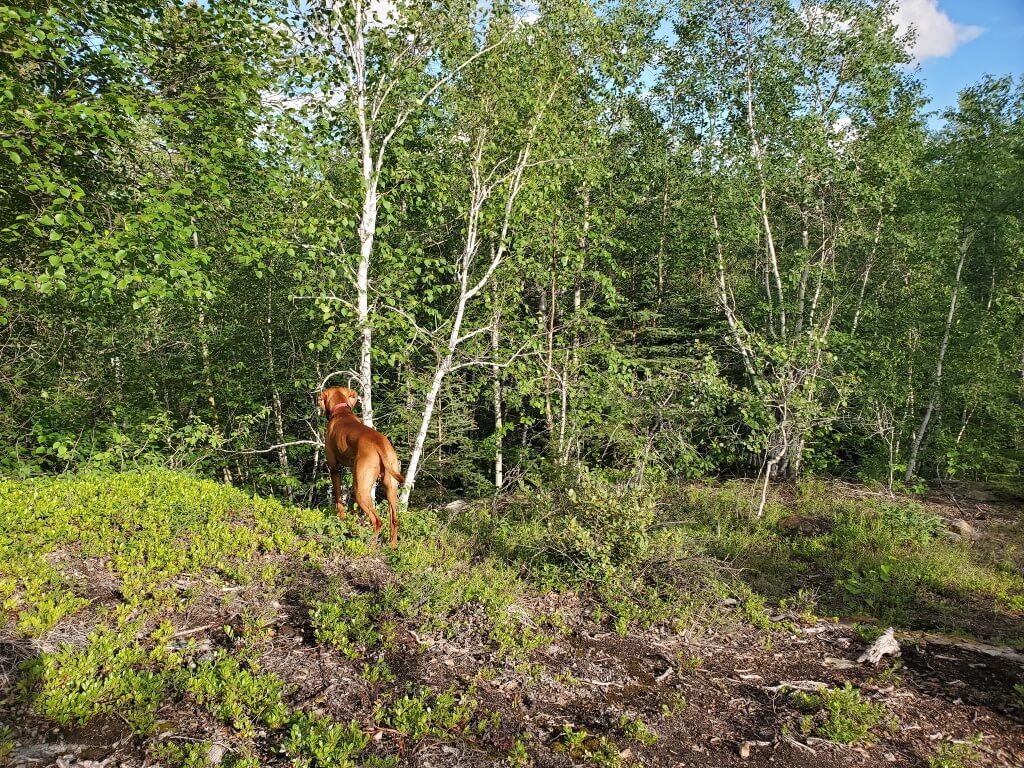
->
788, 683, 887, 744
0, 471, 339, 635
459, 470, 1023, 642
457, 468, 734, 635
0, 470, 545, 764
2, 468, 1020, 765
679, 480, 1024, 639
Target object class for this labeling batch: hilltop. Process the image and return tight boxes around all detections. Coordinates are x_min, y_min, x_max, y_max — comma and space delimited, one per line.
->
1, 471, 1022, 767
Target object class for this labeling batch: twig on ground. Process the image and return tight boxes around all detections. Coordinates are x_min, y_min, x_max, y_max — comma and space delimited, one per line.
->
172, 622, 224, 639
763, 680, 829, 693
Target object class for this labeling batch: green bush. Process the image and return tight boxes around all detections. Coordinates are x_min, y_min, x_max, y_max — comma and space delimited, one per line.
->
183, 653, 290, 737
790, 683, 885, 744
927, 737, 982, 768
487, 470, 659, 584
374, 686, 478, 741
547, 470, 657, 578
282, 713, 369, 768
553, 725, 622, 767
0, 470, 330, 618
23, 621, 180, 733
382, 528, 544, 658
309, 591, 385, 659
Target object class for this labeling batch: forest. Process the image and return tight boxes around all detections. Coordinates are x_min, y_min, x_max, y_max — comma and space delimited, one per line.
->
2, 1, 1024, 767
3, 0, 1021, 498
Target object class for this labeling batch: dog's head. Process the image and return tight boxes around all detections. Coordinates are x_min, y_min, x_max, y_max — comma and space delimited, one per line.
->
321, 386, 358, 416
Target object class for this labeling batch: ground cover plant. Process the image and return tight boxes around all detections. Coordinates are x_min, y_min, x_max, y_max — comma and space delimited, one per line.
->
3, 0, 1023, 765
2, 470, 1023, 767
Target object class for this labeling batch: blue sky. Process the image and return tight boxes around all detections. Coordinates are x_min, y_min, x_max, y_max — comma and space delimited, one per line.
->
901, 0, 1024, 119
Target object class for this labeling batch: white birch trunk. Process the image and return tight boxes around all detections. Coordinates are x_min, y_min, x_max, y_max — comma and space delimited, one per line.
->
491, 296, 504, 490
852, 214, 884, 336
712, 207, 757, 380
351, 1, 378, 428
399, 141, 531, 504
744, 25, 785, 339
265, 280, 288, 476
356, 181, 377, 427
905, 234, 972, 483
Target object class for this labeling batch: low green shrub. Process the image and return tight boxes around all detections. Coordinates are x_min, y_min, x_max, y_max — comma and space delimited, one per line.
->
927, 737, 983, 768
616, 714, 658, 746
309, 591, 386, 659
382, 529, 544, 658
281, 712, 369, 768
790, 683, 885, 744
374, 686, 478, 741
0, 470, 334, 620
183, 653, 290, 736
553, 725, 622, 767
23, 620, 180, 733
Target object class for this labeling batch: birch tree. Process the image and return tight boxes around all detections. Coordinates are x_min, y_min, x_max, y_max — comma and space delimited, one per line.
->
395, 8, 577, 501
291, 0, 511, 426
662, 0, 918, 502
904, 76, 1024, 482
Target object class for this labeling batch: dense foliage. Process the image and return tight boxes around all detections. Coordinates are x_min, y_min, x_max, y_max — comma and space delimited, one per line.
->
2, 0, 1022, 498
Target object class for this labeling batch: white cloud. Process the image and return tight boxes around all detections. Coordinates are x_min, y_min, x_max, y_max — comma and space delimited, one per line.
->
800, 5, 852, 35
261, 85, 347, 111
514, 4, 540, 29
893, 0, 984, 61
368, 0, 400, 30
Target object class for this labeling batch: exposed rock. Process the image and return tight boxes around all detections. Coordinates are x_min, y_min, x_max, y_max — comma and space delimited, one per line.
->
206, 744, 226, 766
947, 518, 980, 541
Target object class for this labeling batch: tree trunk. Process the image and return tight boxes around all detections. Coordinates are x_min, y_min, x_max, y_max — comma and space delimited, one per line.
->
352, 3, 376, 428
563, 187, 588, 465
795, 206, 810, 337
656, 163, 669, 309
356, 171, 378, 429
544, 236, 558, 442
491, 293, 503, 490
400, 136, 533, 503
744, 23, 785, 339
402, 357, 450, 504
265, 278, 289, 485
711, 206, 757, 379
905, 234, 972, 483
852, 214, 883, 336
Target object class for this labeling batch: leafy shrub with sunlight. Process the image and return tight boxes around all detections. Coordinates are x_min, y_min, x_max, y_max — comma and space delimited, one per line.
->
513, 469, 658, 581
790, 683, 886, 744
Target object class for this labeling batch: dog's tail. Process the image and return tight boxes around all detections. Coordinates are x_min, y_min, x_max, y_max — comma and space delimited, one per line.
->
377, 448, 406, 485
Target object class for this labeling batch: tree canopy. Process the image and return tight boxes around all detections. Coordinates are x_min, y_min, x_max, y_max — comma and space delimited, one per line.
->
2, 0, 1022, 499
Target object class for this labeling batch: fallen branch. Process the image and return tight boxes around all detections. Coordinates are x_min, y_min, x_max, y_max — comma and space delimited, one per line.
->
764, 680, 829, 694
171, 622, 222, 639
898, 629, 1024, 664
783, 735, 817, 754
858, 627, 900, 664
581, 678, 625, 688
216, 439, 322, 455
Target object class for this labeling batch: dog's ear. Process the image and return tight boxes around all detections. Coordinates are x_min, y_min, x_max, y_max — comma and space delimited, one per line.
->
346, 390, 359, 409
320, 390, 330, 415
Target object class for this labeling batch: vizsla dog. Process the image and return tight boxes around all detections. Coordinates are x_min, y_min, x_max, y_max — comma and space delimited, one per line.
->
321, 386, 405, 548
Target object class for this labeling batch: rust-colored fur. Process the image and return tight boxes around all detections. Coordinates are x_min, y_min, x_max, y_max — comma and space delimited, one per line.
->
321, 386, 404, 548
